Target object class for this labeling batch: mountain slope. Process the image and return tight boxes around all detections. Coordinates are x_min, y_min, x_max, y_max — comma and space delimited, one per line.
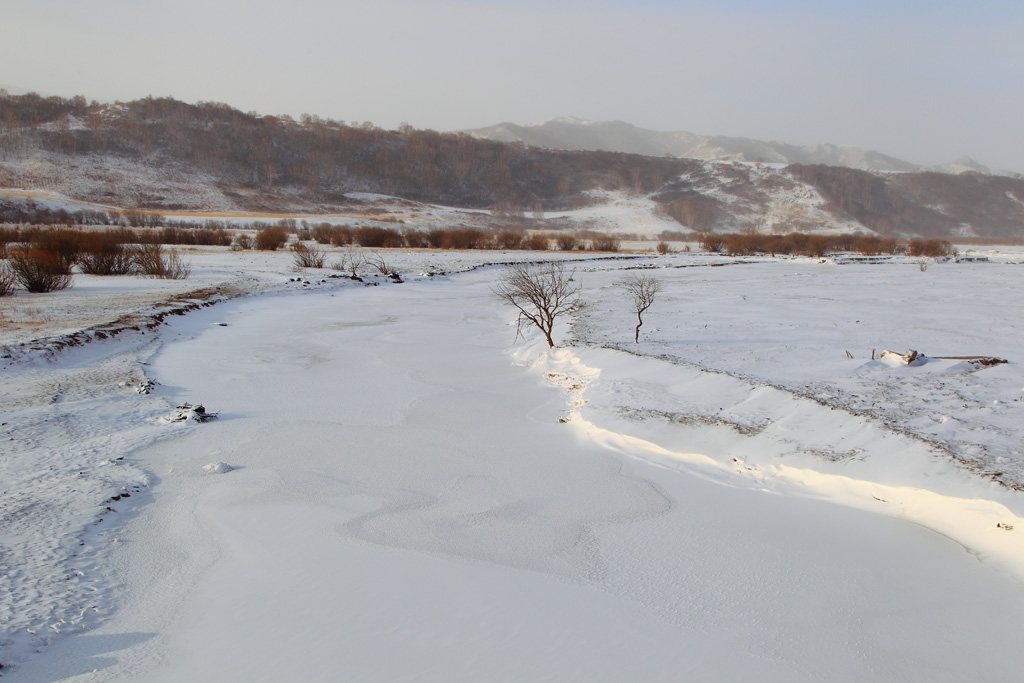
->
466, 118, 1015, 176
2, 93, 1024, 240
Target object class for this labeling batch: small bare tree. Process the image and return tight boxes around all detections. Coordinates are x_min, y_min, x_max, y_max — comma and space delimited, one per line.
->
620, 273, 662, 343
493, 262, 582, 348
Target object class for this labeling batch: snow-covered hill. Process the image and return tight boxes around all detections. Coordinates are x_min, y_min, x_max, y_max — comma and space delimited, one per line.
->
465, 118, 1019, 177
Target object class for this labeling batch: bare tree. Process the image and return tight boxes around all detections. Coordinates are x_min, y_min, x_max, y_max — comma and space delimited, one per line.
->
620, 274, 662, 343
493, 262, 582, 348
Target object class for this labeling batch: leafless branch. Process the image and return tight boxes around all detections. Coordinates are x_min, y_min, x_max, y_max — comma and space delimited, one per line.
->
492, 262, 582, 348
619, 273, 662, 343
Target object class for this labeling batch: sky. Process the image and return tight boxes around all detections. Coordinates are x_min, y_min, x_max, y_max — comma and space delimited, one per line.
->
4, 0, 1024, 172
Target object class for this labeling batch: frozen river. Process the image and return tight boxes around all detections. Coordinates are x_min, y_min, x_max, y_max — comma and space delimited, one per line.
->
12, 264, 1024, 682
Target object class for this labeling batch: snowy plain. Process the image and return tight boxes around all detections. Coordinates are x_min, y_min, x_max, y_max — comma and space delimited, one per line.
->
3, 245, 1024, 681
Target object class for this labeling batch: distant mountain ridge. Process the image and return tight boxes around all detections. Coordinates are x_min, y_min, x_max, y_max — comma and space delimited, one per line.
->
465, 118, 1017, 177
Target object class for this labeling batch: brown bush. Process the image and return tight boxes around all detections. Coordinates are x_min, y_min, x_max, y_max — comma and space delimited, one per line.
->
522, 234, 550, 251
441, 228, 485, 249
556, 234, 579, 251
8, 246, 74, 292
28, 227, 82, 270
496, 230, 524, 250
311, 223, 336, 244
132, 243, 164, 275
0, 226, 20, 258
161, 251, 192, 279
402, 230, 430, 248
232, 233, 254, 250
852, 235, 903, 255
699, 232, 727, 254
157, 226, 230, 246
133, 244, 191, 279
0, 261, 15, 296
656, 241, 670, 255
353, 226, 403, 248
591, 236, 620, 252
329, 225, 353, 246
291, 242, 326, 268
426, 229, 447, 248
908, 238, 953, 257
78, 232, 135, 275
255, 226, 289, 251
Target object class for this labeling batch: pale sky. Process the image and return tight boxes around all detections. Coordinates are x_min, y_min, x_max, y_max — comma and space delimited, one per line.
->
4, 0, 1023, 171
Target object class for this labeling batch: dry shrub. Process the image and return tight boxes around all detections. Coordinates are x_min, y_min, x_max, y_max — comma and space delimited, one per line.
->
908, 238, 953, 257
330, 225, 353, 246
158, 226, 230, 246
133, 243, 164, 276
496, 230, 524, 250
162, 251, 192, 279
232, 233, 254, 251
0, 226, 20, 258
522, 234, 550, 251
0, 261, 16, 296
556, 234, 579, 251
591, 236, 620, 252
291, 242, 326, 268
78, 232, 135, 275
441, 228, 485, 249
852, 235, 903, 256
366, 253, 396, 276
699, 232, 727, 254
403, 230, 430, 248
8, 247, 74, 292
656, 241, 670, 255
332, 248, 364, 277
134, 244, 191, 279
704, 231, 917, 257
311, 223, 337, 244
423, 229, 444, 248
255, 226, 289, 251
29, 227, 82, 270
353, 226, 403, 248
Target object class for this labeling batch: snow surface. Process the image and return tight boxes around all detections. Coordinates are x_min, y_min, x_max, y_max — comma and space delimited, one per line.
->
4, 247, 1024, 681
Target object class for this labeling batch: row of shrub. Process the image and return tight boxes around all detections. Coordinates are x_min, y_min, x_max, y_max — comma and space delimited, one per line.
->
244, 224, 623, 253
699, 232, 955, 258
0, 228, 193, 294
0, 225, 231, 256
0, 199, 267, 233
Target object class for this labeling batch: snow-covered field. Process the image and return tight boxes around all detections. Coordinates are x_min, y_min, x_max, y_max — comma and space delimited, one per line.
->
3, 245, 1024, 681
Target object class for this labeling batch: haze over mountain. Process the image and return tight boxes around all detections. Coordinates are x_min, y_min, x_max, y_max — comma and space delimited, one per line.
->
465, 118, 1018, 177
